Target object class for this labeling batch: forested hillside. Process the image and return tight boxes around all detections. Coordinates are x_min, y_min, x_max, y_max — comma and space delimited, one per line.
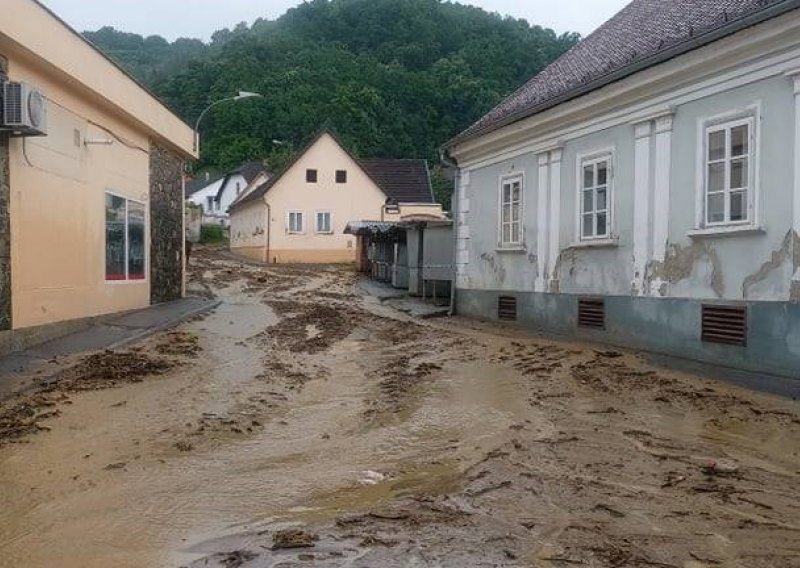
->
85, 0, 578, 203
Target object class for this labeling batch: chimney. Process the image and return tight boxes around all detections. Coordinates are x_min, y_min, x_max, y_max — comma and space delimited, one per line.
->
205, 172, 210, 182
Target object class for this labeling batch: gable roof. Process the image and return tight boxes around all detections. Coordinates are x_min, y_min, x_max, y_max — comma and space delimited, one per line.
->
185, 174, 223, 198
358, 159, 434, 204
229, 129, 434, 212
234, 161, 271, 185
185, 162, 270, 200
447, 0, 800, 148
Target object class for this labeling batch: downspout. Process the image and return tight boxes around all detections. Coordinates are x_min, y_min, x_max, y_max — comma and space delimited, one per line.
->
440, 148, 459, 317
264, 201, 271, 264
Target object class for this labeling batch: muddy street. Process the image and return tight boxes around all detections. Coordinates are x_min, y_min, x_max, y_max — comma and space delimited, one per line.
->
1, 246, 799, 568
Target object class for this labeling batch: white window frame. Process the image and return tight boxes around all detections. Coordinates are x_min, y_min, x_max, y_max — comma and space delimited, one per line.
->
287, 210, 304, 234
497, 173, 524, 248
104, 191, 148, 284
206, 196, 214, 213
315, 210, 333, 234
576, 149, 614, 242
696, 107, 759, 230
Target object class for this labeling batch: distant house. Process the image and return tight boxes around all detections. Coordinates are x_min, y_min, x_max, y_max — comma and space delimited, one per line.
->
444, 0, 800, 377
186, 161, 269, 226
229, 130, 445, 264
0, 0, 195, 349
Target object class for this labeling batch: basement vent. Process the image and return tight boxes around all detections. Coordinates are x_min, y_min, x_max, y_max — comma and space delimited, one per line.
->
498, 296, 517, 321
578, 298, 605, 329
702, 304, 747, 347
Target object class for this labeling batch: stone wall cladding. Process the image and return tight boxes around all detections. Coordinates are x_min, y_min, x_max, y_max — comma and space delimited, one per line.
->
149, 142, 184, 304
0, 56, 11, 331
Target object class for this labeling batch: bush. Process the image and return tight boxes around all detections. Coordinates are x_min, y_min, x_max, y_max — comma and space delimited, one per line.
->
200, 224, 227, 244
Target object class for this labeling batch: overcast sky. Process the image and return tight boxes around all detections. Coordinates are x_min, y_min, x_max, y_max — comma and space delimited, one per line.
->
39, 0, 629, 41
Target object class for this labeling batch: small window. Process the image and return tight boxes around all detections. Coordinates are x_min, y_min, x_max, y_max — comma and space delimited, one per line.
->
236, 182, 241, 195
580, 155, 611, 240
704, 118, 754, 226
105, 193, 146, 282
499, 175, 523, 246
206, 196, 214, 212
306, 169, 318, 183
316, 211, 332, 234
288, 211, 304, 234
336, 170, 347, 184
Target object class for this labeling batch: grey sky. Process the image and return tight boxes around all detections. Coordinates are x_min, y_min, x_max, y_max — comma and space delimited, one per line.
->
39, 0, 629, 41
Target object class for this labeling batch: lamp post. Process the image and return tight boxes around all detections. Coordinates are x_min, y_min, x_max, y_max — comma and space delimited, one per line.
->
193, 91, 263, 153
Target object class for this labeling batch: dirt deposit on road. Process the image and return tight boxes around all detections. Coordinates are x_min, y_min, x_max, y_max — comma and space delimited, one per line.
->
0, 245, 798, 568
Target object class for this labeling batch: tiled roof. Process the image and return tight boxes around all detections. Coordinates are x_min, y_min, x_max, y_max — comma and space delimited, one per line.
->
185, 174, 223, 198
234, 161, 270, 184
230, 129, 434, 212
449, 0, 799, 146
358, 159, 434, 204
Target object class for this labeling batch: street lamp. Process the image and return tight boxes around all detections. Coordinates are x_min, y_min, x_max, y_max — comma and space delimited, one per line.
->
193, 91, 263, 152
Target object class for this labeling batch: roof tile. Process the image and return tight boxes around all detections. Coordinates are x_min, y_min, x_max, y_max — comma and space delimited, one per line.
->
451, 0, 797, 145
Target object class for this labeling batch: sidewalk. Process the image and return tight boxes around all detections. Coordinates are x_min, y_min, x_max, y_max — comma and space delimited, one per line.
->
356, 277, 450, 319
0, 296, 220, 400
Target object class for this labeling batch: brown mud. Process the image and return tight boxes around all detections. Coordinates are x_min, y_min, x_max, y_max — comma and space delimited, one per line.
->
0, 245, 798, 568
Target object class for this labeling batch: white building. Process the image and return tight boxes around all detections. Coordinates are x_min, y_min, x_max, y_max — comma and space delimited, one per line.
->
186, 161, 269, 226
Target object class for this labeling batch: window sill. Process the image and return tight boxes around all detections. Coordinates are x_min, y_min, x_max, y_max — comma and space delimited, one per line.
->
567, 237, 619, 249
687, 225, 764, 239
496, 245, 527, 254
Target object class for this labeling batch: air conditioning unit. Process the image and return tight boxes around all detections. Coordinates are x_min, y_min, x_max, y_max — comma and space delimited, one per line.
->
2, 81, 48, 136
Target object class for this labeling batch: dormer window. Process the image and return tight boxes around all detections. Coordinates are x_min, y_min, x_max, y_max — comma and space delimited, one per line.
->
306, 169, 318, 183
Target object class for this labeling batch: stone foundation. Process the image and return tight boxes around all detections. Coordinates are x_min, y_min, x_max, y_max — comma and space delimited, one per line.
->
149, 142, 184, 304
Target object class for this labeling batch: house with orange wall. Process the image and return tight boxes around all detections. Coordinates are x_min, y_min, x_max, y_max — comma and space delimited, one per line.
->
228, 130, 445, 264
0, 0, 196, 351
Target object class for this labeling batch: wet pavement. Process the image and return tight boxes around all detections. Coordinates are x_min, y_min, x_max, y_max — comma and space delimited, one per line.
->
0, 246, 799, 568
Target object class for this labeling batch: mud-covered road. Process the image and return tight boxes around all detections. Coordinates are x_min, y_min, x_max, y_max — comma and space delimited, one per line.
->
1, 246, 799, 568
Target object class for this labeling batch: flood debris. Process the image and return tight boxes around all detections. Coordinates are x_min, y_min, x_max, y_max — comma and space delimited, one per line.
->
3, 246, 799, 568
271, 528, 318, 550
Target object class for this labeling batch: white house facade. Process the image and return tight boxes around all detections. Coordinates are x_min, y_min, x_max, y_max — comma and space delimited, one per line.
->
445, 0, 800, 378
186, 162, 268, 226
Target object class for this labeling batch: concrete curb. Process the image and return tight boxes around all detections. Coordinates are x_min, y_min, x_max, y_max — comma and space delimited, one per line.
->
107, 298, 221, 351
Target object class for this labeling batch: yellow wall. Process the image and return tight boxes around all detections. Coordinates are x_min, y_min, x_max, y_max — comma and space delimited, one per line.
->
230, 200, 268, 263
393, 203, 446, 220
231, 133, 383, 264
6, 46, 152, 328
0, 0, 195, 158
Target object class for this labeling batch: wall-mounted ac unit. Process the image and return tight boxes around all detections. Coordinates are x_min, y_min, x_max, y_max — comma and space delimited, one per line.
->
2, 81, 48, 136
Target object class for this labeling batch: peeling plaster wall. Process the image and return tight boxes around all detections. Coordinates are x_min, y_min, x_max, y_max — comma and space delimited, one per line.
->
555, 125, 636, 296
667, 75, 796, 301
462, 74, 796, 304
460, 153, 539, 292
149, 142, 185, 304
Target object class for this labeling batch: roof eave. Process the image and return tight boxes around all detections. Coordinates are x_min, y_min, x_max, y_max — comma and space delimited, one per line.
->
444, 0, 800, 151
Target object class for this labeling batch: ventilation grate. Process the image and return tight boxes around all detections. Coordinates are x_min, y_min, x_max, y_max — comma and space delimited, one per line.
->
578, 298, 605, 329
3, 82, 22, 125
498, 296, 517, 321
702, 304, 747, 347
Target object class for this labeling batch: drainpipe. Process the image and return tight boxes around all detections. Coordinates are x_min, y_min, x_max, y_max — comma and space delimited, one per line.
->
264, 202, 271, 264
440, 148, 459, 317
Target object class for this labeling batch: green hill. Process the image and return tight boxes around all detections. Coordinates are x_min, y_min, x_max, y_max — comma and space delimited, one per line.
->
84, 0, 578, 205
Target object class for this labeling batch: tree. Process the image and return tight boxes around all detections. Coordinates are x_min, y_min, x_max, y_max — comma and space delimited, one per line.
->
84, 0, 579, 177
